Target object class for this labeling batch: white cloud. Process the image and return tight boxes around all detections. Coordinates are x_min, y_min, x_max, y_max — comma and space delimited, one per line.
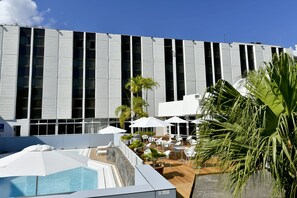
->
0, 0, 48, 26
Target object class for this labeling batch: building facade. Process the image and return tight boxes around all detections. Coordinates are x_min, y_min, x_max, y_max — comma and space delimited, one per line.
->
0, 25, 292, 136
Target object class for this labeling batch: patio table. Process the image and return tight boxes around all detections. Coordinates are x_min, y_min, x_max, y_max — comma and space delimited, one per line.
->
173, 146, 187, 162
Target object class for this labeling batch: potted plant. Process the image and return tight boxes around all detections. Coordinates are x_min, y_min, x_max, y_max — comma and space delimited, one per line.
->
120, 134, 133, 145
129, 139, 145, 153
142, 148, 166, 174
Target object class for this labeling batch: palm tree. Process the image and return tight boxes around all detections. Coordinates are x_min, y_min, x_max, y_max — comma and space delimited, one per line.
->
116, 75, 159, 128
196, 53, 297, 197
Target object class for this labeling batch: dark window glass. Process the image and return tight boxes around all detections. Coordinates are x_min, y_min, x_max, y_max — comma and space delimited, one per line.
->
278, 48, 283, 55
48, 125, 55, 135
121, 35, 131, 106
30, 29, 44, 119
132, 36, 141, 77
247, 45, 255, 71
213, 43, 221, 82
39, 125, 46, 135
204, 42, 213, 87
175, 40, 185, 100
271, 47, 277, 57
67, 124, 74, 134
30, 125, 38, 136
72, 32, 84, 118
85, 33, 96, 118
16, 28, 31, 119
75, 124, 82, 134
58, 124, 66, 134
165, 39, 174, 102
239, 45, 247, 78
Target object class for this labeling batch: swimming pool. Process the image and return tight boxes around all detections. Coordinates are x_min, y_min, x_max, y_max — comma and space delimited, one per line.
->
0, 167, 98, 197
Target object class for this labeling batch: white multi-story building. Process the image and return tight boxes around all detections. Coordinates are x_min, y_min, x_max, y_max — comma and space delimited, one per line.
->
0, 25, 292, 136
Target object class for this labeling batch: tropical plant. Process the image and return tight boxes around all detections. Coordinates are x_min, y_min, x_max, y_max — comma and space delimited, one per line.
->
196, 53, 297, 198
115, 75, 159, 128
142, 148, 166, 167
129, 139, 145, 152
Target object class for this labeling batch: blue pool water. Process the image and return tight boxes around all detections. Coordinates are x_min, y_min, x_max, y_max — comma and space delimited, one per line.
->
0, 167, 98, 197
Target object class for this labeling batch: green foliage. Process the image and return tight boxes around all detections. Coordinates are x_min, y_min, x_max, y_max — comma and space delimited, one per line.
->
134, 131, 155, 137
120, 134, 133, 141
142, 148, 166, 167
129, 139, 145, 151
197, 53, 297, 198
115, 75, 159, 128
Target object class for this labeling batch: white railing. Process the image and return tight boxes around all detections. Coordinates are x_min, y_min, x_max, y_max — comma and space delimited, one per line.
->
119, 140, 143, 166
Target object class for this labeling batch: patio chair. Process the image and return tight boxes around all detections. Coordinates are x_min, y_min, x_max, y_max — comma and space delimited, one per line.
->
189, 139, 197, 146
142, 135, 148, 142
145, 143, 151, 149
186, 135, 192, 143
155, 137, 163, 148
184, 147, 196, 164
96, 141, 113, 156
175, 136, 183, 144
162, 139, 172, 149
161, 150, 172, 167
148, 136, 156, 143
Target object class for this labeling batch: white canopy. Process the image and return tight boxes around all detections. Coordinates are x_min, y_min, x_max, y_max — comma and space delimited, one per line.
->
130, 117, 172, 128
165, 116, 188, 124
0, 144, 88, 177
98, 125, 126, 134
165, 116, 188, 136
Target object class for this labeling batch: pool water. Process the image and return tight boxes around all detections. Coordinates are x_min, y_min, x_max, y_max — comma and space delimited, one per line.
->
0, 167, 98, 197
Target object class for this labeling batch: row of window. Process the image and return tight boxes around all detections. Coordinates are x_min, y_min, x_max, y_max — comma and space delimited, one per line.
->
15, 28, 284, 120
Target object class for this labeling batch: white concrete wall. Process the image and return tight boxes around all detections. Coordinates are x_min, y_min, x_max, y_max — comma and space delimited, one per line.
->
262, 45, 273, 63
95, 33, 109, 118
221, 43, 233, 83
141, 37, 155, 116
254, 45, 264, 69
153, 38, 166, 114
194, 41, 206, 94
0, 26, 19, 120
158, 94, 200, 117
42, 29, 59, 119
108, 34, 121, 118
230, 43, 242, 84
184, 40, 196, 95
57, 30, 73, 119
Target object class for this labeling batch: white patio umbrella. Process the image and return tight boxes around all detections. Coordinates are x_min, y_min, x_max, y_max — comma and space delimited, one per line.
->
129, 117, 172, 128
165, 116, 188, 136
0, 144, 88, 195
98, 125, 126, 134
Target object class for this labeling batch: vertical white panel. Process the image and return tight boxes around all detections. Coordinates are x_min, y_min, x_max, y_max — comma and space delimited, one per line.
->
142, 37, 155, 116
153, 38, 166, 115
194, 41, 206, 94
221, 43, 233, 83
254, 45, 264, 70
108, 34, 121, 118
230, 43, 242, 83
0, 26, 19, 119
42, 29, 59, 119
57, 30, 73, 119
262, 45, 273, 63
96, 33, 109, 118
183, 40, 196, 95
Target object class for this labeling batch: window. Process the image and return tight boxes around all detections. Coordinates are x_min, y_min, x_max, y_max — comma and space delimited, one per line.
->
213, 43, 221, 83
16, 28, 31, 119
165, 39, 174, 102
239, 45, 247, 77
204, 42, 213, 87
175, 40, 185, 100
121, 35, 131, 106
247, 45, 255, 71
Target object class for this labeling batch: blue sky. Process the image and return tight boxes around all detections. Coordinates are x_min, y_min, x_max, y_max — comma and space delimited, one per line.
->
1, 0, 296, 48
